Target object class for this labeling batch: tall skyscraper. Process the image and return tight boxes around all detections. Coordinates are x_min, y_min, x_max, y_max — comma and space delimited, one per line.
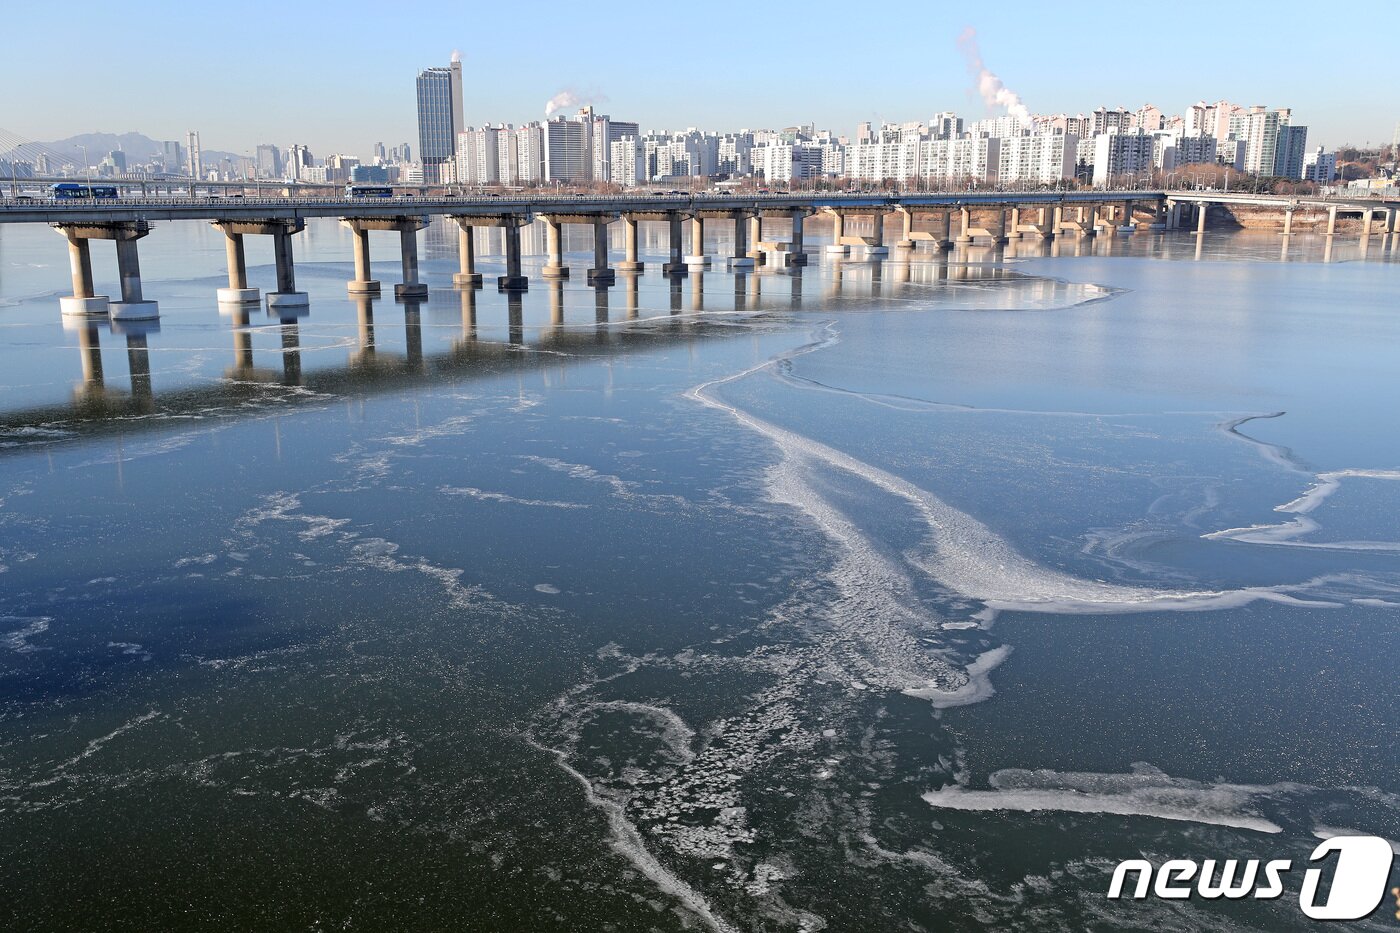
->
256, 144, 282, 179
416, 55, 464, 184
186, 131, 202, 179
161, 140, 182, 175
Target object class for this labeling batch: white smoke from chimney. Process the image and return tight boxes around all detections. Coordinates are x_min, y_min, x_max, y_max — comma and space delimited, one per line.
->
956, 27, 1033, 128
450, 49, 461, 64
544, 90, 585, 118
543, 89, 608, 118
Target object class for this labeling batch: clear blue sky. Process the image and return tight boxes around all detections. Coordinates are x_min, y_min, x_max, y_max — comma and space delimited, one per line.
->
3, 0, 1391, 156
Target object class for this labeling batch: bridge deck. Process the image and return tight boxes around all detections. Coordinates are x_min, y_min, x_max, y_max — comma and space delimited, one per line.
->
0, 191, 1165, 225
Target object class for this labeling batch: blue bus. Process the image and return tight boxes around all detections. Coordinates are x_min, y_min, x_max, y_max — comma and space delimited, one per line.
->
346, 185, 393, 198
50, 183, 119, 199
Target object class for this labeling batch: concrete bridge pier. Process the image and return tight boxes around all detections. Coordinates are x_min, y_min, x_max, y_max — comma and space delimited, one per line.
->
1281, 208, 1296, 237
259, 221, 309, 310
789, 209, 809, 264
1082, 205, 1099, 237
497, 215, 529, 291
55, 221, 159, 319
1361, 209, 1375, 238
866, 212, 888, 256
1117, 202, 1135, 233
57, 231, 108, 316
1326, 205, 1338, 236
217, 230, 260, 303
954, 207, 973, 246
746, 214, 765, 263
934, 211, 953, 250
542, 218, 569, 278
895, 207, 916, 252
1038, 206, 1058, 239
617, 217, 644, 272
1196, 202, 1209, 234
587, 217, 615, 285
991, 210, 1008, 246
686, 216, 709, 266
111, 232, 159, 320
824, 209, 848, 255
453, 223, 482, 287
730, 212, 754, 269
1005, 207, 1023, 240
395, 223, 429, 298
344, 225, 380, 294
663, 213, 687, 276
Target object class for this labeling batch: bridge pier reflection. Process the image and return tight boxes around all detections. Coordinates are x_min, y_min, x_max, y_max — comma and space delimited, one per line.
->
66, 318, 105, 403
622, 272, 640, 320
403, 300, 424, 369
267, 304, 307, 385
593, 285, 610, 339
506, 291, 524, 345
458, 287, 477, 347
549, 280, 565, 326
111, 318, 157, 409
350, 293, 378, 367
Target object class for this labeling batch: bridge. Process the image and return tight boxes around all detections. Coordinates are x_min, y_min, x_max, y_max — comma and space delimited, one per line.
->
2, 189, 1396, 321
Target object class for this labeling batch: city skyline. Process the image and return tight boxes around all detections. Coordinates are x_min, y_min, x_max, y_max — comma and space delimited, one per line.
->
2, 0, 1394, 157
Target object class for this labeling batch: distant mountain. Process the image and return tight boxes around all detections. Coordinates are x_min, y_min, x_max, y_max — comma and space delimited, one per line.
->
3, 131, 242, 168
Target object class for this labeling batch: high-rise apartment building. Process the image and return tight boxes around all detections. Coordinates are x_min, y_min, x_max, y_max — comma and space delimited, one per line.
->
1091, 108, 1132, 136
544, 116, 589, 184
1091, 130, 1155, 186
456, 126, 501, 185
1274, 124, 1308, 178
919, 137, 1000, 186
609, 137, 645, 187
998, 133, 1077, 185
1301, 147, 1336, 182
1153, 133, 1218, 171
1133, 104, 1164, 132
929, 112, 963, 140
1230, 106, 1298, 176
286, 145, 313, 181
416, 57, 464, 183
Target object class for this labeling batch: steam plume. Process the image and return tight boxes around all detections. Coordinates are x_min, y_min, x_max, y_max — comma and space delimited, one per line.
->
544, 90, 584, 117
450, 49, 461, 64
543, 89, 608, 118
956, 28, 1033, 128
